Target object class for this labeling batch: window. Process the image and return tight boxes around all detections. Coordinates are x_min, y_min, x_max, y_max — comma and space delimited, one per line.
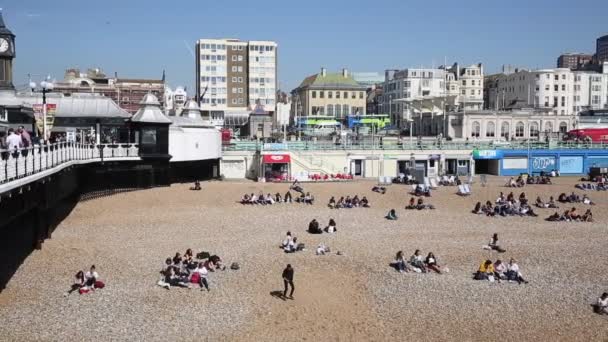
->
530, 122, 539, 138
458, 160, 468, 167
554, 85, 558, 91
320, 91, 324, 99
562, 84, 566, 91
231, 46, 237, 51
232, 88, 237, 94
327, 104, 334, 115
471, 80, 476, 86
545, 121, 553, 133
336, 91, 340, 99
359, 92, 364, 99
231, 99, 237, 104
232, 77, 237, 82
231, 66, 237, 72
238, 88, 243, 94
351, 92, 356, 99
559, 122, 568, 133
562, 74, 566, 80
500, 122, 509, 138
312, 91, 316, 99
461, 90, 466, 95
343, 104, 350, 115
470, 90, 475, 95
553, 97, 558, 107
328, 91, 333, 99
335, 104, 342, 117
545, 85, 550, 91
554, 75, 559, 81
471, 121, 480, 137
344, 91, 348, 98
238, 77, 243, 83
515, 122, 525, 137
462, 80, 467, 86
561, 96, 566, 107
486, 122, 495, 137
231, 55, 237, 61
238, 55, 244, 62
237, 66, 243, 72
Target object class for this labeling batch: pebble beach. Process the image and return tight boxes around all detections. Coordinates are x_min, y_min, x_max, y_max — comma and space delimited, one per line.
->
0, 177, 607, 341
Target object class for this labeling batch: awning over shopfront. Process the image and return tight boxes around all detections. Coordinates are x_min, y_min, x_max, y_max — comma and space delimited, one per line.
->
263, 154, 291, 163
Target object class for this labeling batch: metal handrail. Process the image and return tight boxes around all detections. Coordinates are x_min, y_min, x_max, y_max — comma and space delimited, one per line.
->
0, 142, 139, 185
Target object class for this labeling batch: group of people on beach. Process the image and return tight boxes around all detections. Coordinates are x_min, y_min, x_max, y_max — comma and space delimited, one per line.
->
475, 258, 528, 284
526, 175, 552, 185
328, 195, 369, 209
505, 176, 527, 187
67, 265, 105, 295
546, 207, 594, 222
392, 250, 445, 274
472, 192, 539, 217
156, 249, 225, 291
281, 231, 304, 253
240, 191, 314, 205
307, 218, 337, 234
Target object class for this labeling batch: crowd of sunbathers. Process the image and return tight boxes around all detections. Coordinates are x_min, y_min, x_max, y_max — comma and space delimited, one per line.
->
472, 192, 538, 217
546, 207, 594, 222
307, 218, 337, 234
557, 192, 595, 204
240, 191, 314, 205
328, 195, 369, 209
372, 186, 387, 194
67, 265, 105, 295
505, 176, 526, 187
405, 197, 435, 210
474, 258, 528, 284
156, 249, 225, 291
576, 182, 608, 191
526, 175, 552, 185
392, 249, 445, 273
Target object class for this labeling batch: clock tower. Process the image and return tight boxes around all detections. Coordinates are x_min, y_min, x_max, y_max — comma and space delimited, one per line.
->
0, 10, 15, 91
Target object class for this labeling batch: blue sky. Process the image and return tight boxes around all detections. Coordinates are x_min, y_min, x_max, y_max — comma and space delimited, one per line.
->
2, 0, 608, 94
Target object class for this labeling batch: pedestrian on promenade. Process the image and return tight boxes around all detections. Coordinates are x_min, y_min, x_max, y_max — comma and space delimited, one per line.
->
282, 264, 294, 299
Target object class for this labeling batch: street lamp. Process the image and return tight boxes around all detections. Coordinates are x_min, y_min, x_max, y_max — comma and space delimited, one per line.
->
30, 77, 55, 142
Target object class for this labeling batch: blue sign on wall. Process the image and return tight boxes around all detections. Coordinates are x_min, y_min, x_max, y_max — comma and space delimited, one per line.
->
473, 150, 503, 159
559, 156, 583, 174
530, 156, 556, 172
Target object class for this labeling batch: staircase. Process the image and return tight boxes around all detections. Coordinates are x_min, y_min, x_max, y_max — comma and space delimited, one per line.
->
290, 152, 337, 176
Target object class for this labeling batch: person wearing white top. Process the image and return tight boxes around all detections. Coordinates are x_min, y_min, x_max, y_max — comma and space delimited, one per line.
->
194, 263, 210, 291
6, 129, 22, 151
506, 258, 528, 284
282, 231, 293, 248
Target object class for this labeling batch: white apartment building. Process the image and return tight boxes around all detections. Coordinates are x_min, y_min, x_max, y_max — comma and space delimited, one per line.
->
379, 63, 484, 129
195, 38, 277, 129
487, 64, 608, 116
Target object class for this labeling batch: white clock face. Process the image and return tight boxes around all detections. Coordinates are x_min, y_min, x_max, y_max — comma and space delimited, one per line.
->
0, 39, 9, 53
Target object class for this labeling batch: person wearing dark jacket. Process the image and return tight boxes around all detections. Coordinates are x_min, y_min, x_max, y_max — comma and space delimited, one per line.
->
308, 219, 322, 234
282, 264, 295, 299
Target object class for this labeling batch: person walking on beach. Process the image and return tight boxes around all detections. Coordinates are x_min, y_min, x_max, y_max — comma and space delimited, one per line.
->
282, 264, 295, 299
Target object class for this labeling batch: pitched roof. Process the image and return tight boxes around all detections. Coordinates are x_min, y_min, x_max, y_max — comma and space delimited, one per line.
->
7, 92, 131, 118
296, 72, 365, 90
0, 11, 15, 36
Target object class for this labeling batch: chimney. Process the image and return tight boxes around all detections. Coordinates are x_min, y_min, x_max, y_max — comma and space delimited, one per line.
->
342, 68, 348, 78
321, 67, 327, 77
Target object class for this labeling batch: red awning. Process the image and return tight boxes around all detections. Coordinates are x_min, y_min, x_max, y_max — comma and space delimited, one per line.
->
263, 154, 291, 163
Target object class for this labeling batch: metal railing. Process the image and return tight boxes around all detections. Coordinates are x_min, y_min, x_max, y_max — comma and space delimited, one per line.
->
1, 142, 139, 185
223, 140, 608, 152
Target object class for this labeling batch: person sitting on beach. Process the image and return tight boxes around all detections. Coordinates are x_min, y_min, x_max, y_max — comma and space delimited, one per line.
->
582, 209, 594, 222
67, 270, 86, 295
249, 193, 258, 204
582, 195, 595, 205
417, 197, 435, 210
83, 265, 105, 291
284, 237, 299, 253
325, 218, 337, 233
568, 192, 581, 203
360, 196, 370, 208
506, 177, 516, 187
405, 197, 416, 210
596, 293, 608, 315
425, 252, 442, 274
394, 251, 409, 273
304, 192, 314, 205
506, 258, 528, 284
308, 219, 322, 234
291, 180, 304, 195
192, 262, 210, 291
535, 196, 546, 208
282, 231, 293, 248
386, 209, 398, 220
266, 193, 275, 205
372, 186, 387, 194
569, 207, 581, 221
506, 192, 515, 203
475, 260, 495, 281
516, 176, 525, 187
284, 191, 293, 203
483, 201, 495, 216
557, 193, 568, 203
546, 211, 561, 221
546, 196, 558, 208
410, 249, 427, 273
353, 195, 361, 207
344, 196, 353, 208
184, 249, 197, 269
488, 233, 506, 253
275, 193, 283, 203
328, 196, 336, 209
190, 180, 202, 191
472, 202, 483, 214
162, 266, 190, 289
336, 196, 345, 209
240, 194, 250, 204
295, 193, 305, 203
316, 243, 329, 255
494, 259, 507, 281
519, 192, 528, 205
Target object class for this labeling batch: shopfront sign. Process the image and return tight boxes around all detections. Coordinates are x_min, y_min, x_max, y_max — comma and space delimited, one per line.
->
263, 154, 291, 163
473, 149, 502, 159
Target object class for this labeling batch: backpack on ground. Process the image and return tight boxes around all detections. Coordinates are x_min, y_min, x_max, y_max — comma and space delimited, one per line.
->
230, 262, 240, 270
196, 251, 210, 260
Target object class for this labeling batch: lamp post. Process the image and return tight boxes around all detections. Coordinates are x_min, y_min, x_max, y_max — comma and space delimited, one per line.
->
29, 77, 55, 142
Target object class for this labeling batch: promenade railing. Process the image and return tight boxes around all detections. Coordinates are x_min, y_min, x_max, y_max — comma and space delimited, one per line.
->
223, 140, 608, 152
0, 142, 139, 185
